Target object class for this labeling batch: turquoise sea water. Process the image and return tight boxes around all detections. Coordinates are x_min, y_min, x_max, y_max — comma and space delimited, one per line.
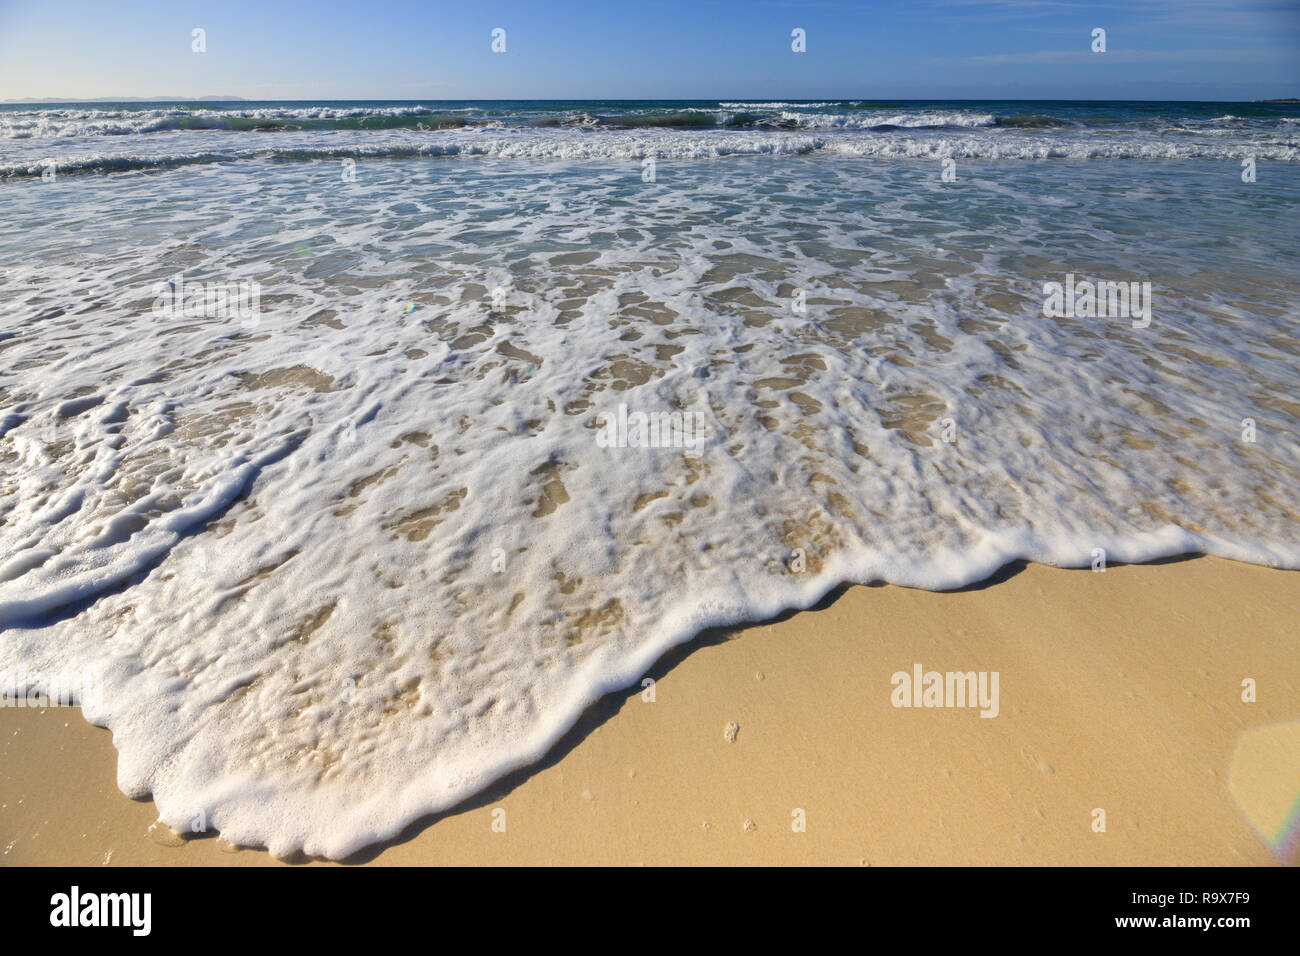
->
2, 99, 1299, 173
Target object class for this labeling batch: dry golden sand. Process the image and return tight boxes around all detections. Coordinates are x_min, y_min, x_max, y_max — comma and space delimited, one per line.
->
1, 556, 1296, 866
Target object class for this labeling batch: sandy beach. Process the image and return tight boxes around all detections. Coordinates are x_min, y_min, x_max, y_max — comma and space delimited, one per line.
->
2, 554, 1294, 866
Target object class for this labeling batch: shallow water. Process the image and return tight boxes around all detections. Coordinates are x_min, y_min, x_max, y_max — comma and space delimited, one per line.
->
1, 101, 1298, 857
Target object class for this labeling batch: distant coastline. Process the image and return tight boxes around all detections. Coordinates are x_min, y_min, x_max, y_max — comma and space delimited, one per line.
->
1, 96, 247, 104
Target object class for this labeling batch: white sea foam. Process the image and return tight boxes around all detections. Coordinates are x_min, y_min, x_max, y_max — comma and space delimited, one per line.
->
3, 122, 1298, 179
783, 110, 998, 128
0, 141, 1297, 858
717, 101, 840, 109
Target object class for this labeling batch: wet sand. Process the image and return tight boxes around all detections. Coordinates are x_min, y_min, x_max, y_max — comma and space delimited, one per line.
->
1, 555, 1296, 865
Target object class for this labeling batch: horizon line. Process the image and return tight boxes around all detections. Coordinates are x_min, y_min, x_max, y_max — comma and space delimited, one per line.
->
3, 95, 1298, 105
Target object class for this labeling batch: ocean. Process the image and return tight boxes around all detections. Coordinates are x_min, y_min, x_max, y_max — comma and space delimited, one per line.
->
1, 99, 1298, 857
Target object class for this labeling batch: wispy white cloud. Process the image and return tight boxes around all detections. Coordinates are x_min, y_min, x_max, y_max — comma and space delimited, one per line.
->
918, 0, 1300, 28
938, 47, 1290, 66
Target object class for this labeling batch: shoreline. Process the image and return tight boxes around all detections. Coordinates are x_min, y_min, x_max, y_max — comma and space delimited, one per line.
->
2, 555, 1296, 866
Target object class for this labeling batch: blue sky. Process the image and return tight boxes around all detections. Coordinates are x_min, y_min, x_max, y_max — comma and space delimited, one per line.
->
1, 0, 1297, 101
